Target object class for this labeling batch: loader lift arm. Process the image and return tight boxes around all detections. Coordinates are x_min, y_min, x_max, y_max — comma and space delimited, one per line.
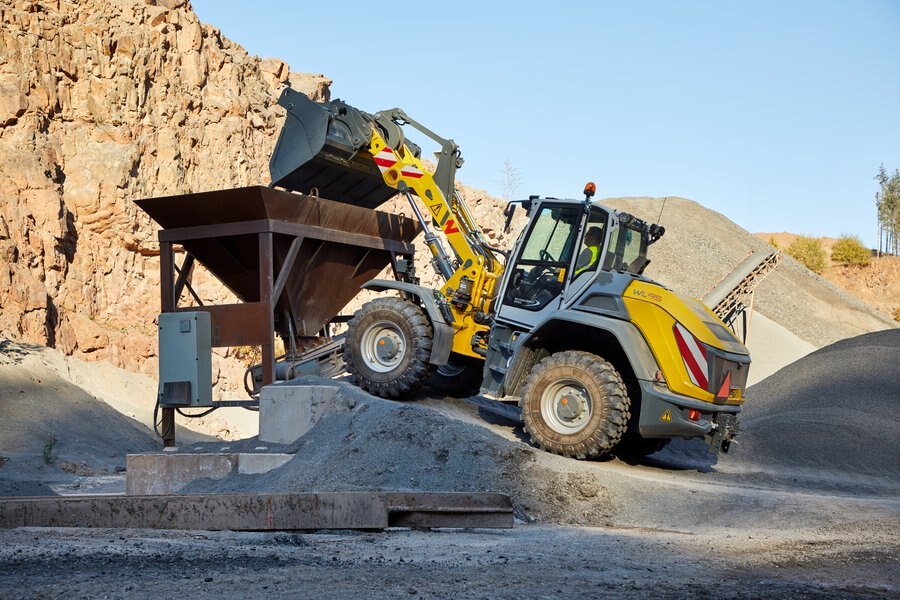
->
269, 88, 504, 358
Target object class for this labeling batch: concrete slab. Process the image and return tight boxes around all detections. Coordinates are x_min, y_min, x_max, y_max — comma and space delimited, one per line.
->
125, 453, 292, 495
259, 384, 339, 444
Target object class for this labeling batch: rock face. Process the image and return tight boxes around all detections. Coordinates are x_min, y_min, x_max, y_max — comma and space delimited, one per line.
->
0, 0, 329, 394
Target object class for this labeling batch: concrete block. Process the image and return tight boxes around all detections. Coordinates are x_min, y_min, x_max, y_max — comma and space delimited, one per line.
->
237, 453, 292, 474
126, 453, 292, 495
259, 384, 339, 444
0, 492, 514, 530
126, 453, 235, 496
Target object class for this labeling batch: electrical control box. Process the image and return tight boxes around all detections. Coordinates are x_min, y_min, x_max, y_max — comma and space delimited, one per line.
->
157, 311, 212, 407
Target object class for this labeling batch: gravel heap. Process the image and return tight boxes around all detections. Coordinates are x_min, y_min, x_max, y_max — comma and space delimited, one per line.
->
185, 380, 534, 495
0, 340, 158, 494
722, 330, 900, 476
184, 379, 621, 524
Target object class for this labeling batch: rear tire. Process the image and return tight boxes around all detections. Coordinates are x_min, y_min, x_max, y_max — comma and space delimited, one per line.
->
519, 351, 631, 459
345, 297, 435, 398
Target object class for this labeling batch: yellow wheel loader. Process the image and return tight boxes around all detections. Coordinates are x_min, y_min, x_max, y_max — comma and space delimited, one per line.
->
269, 88, 750, 459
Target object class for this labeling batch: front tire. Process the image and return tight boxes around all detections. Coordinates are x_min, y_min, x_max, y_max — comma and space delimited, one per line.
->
345, 297, 435, 398
519, 351, 631, 459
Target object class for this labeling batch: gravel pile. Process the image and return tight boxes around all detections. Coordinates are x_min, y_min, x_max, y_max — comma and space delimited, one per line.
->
0, 340, 158, 493
722, 330, 900, 476
184, 379, 622, 524
604, 197, 896, 347
185, 380, 534, 495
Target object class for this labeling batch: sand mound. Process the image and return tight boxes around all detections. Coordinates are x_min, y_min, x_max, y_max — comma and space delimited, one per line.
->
0, 340, 159, 488
722, 330, 900, 477
744, 313, 817, 385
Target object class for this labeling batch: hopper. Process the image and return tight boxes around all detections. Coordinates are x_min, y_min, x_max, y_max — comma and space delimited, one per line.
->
136, 186, 419, 339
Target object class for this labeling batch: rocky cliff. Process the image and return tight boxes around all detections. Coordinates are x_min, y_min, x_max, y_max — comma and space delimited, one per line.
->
0, 0, 330, 393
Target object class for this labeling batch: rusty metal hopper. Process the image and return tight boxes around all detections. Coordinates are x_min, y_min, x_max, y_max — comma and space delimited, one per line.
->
136, 186, 419, 338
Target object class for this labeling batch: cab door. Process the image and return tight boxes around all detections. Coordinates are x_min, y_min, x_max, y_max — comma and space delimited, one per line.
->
496, 203, 582, 328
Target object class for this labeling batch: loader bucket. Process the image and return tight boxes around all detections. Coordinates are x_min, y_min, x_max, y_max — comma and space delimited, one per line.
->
269, 88, 397, 209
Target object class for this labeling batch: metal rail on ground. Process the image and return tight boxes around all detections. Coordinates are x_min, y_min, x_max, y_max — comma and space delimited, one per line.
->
0, 492, 513, 530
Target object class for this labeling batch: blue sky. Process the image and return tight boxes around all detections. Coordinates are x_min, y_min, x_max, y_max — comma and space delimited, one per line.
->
192, 1, 900, 246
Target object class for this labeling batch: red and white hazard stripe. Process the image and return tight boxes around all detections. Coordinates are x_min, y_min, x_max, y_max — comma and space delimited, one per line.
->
399, 164, 424, 179
673, 322, 709, 389
372, 147, 397, 172
371, 147, 425, 179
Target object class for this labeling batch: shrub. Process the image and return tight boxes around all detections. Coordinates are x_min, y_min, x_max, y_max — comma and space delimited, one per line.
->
787, 236, 827, 274
893, 307, 900, 322
42, 437, 57, 465
768, 235, 779, 249
831, 235, 871, 266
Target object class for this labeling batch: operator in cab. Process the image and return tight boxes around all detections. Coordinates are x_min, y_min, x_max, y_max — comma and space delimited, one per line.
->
575, 226, 604, 276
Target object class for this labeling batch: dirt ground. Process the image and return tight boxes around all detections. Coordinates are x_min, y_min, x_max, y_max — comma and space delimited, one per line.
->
0, 470, 896, 598
2, 393, 898, 598
2, 334, 898, 597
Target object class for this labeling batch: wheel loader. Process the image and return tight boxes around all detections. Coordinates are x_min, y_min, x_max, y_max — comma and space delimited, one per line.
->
268, 88, 751, 459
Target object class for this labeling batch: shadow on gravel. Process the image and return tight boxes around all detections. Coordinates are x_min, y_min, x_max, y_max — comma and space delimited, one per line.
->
620, 438, 720, 473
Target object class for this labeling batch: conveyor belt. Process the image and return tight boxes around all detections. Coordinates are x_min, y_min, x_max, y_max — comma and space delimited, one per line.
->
703, 251, 781, 340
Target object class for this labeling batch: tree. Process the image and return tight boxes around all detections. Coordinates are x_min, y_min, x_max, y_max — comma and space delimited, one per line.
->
787, 236, 827, 274
831, 235, 870, 266
497, 159, 523, 202
875, 164, 900, 256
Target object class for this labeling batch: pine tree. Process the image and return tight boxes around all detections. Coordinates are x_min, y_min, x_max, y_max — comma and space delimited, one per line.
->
875, 165, 900, 256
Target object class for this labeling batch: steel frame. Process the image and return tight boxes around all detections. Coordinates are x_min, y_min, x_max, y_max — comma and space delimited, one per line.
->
157, 218, 415, 447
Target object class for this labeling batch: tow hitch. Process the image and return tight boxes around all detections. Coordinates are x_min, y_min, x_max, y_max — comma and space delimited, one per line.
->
707, 412, 739, 454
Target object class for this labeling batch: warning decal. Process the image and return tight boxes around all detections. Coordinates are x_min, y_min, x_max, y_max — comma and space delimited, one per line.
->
660, 410, 672, 422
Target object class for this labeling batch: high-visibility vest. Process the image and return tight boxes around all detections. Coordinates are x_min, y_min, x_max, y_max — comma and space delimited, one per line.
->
575, 245, 599, 276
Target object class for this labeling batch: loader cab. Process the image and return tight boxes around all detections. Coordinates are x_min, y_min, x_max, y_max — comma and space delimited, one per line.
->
501, 202, 581, 314
497, 199, 657, 327
499, 201, 604, 321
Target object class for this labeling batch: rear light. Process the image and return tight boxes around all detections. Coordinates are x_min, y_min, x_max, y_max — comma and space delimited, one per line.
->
688, 409, 701, 421
673, 322, 709, 389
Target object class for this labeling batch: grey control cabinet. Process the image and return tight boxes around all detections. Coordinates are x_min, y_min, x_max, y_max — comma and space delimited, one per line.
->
157, 311, 212, 407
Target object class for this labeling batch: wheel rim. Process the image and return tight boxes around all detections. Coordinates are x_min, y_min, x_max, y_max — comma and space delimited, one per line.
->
359, 320, 407, 374
540, 378, 592, 435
